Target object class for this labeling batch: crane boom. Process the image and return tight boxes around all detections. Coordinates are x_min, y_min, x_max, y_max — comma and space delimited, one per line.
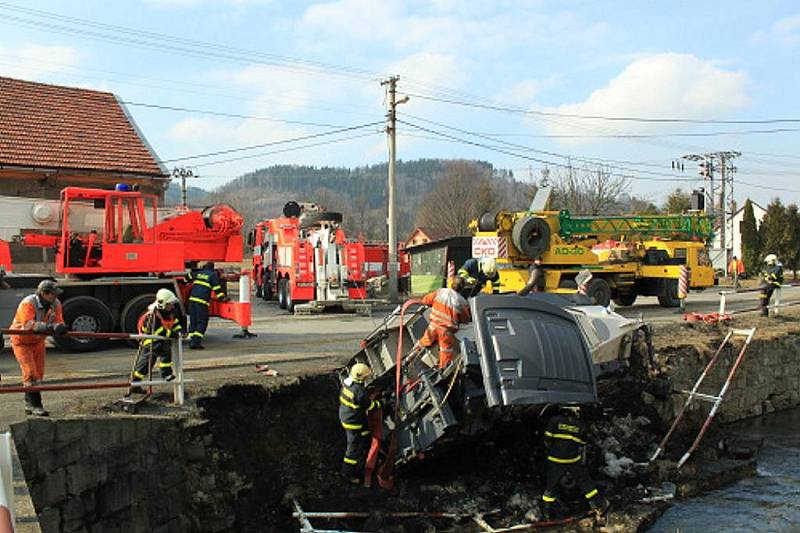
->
557, 210, 713, 242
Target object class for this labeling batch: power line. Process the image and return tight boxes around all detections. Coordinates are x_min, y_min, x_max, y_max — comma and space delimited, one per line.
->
161, 121, 384, 164
0, 2, 380, 82
450, 127, 800, 139
401, 113, 692, 177
190, 131, 380, 168
396, 119, 699, 184
403, 91, 800, 125
120, 101, 347, 128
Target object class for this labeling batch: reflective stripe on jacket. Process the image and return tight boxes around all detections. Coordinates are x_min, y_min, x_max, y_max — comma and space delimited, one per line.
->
187, 269, 225, 305
762, 264, 784, 288
10, 294, 64, 345
339, 377, 380, 430
421, 288, 470, 330
544, 414, 587, 464
140, 306, 185, 346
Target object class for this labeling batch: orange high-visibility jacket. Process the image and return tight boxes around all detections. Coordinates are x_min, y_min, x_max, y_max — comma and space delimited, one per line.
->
421, 288, 470, 330
10, 295, 64, 345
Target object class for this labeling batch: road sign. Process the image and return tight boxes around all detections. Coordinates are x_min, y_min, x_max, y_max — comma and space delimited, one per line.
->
472, 237, 507, 258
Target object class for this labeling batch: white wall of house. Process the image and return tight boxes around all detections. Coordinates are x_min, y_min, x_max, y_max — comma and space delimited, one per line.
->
710, 201, 766, 272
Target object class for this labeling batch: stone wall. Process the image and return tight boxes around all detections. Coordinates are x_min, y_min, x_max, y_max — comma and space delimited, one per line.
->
651, 329, 800, 424
11, 415, 246, 533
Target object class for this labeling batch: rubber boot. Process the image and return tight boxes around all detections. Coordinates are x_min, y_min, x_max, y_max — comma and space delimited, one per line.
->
128, 377, 146, 396
29, 391, 49, 417
542, 500, 556, 521
24, 391, 35, 416
590, 497, 609, 527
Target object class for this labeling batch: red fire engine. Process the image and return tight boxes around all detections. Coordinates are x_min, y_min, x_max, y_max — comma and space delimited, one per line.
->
5, 186, 252, 351
250, 201, 408, 313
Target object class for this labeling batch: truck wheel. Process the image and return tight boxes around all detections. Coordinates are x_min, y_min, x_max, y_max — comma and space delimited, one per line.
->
286, 288, 295, 313
511, 216, 551, 259
121, 294, 156, 347
278, 279, 287, 309
585, 278, 612, 307
657, 279, 681, 307
55, 296, 114, 352
613, 292, 637, 307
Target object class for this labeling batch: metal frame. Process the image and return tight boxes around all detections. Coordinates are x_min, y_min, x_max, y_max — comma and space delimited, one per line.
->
650, 327, 756, 467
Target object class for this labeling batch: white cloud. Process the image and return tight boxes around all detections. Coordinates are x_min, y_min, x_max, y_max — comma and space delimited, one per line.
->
0, 44, 81, 81
299, 0, 608, 56
495, 77, 559, 107
536, 53, 749, 139
751, 14, 800, 46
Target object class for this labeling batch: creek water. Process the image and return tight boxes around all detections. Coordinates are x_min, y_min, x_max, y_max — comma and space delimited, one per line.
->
650, 407, 800, 532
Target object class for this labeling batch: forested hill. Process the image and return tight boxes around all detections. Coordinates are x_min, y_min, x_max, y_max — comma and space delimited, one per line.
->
215, 159, 494, 210
201, 159, 526, 241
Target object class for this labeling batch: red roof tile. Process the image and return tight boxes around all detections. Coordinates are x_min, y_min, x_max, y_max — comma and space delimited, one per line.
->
0, 76, 166, 177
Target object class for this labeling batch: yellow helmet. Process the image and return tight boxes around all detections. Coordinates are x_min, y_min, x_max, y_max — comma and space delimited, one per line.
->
480, 257, 497, 276
349, 363, 372, 382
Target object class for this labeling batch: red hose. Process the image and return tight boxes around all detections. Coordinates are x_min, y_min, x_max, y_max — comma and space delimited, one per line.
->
376, 298, 422, 489
0, 382, 131, 393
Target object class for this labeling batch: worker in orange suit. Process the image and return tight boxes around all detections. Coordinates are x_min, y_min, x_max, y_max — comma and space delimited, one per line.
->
415, 276, 471, 368
10, 280, 67, 416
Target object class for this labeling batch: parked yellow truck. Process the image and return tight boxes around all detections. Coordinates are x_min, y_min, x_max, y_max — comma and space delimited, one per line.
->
471, 209, 716, 307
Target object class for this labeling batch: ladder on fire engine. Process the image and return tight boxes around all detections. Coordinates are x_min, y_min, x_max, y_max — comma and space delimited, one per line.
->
650, 327, 756, 468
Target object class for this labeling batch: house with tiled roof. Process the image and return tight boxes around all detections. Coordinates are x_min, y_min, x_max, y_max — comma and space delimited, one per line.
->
404, 226, 444, 248
0, 76, 168, 199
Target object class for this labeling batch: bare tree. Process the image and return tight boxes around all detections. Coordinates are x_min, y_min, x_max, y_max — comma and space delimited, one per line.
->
549, 163, 630, 214
416, 161, 499, 236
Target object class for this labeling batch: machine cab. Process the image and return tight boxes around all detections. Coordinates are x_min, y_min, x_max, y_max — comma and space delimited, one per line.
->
57, 187, 184, 275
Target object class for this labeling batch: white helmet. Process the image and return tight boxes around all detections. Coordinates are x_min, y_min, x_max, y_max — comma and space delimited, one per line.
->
156, 288, 179, 309
480, 257, 497, 276
764, 254, 778, 265
349, 363, 372, 382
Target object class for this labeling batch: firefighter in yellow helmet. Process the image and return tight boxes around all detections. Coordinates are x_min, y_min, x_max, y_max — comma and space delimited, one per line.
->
338, 363, 382, 483
457, 257, 500, 297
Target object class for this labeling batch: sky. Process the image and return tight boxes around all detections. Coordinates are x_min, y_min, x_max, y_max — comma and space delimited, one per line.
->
0, 0, 798, 207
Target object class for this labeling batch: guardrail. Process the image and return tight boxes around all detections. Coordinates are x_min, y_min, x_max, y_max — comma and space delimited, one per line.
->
0, 330, 190, 405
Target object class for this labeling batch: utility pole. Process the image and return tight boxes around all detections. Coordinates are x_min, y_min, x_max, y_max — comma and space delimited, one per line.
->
172, 167, 194, 208
680, 151, 740, 274
381, 76, 408, 302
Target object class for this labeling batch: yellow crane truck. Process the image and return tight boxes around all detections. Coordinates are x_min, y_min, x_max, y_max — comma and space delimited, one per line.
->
470, 209, 715, 307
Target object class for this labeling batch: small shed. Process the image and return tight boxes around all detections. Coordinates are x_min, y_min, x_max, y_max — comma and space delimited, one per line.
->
406, 236, 472, 295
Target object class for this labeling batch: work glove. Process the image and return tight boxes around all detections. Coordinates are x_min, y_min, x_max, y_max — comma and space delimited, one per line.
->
32, 323, 50, 334
52, 323, 68, 336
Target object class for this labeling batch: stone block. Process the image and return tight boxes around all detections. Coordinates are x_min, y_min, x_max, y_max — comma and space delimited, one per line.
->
96, 480, 132, 515
26, 418, 56, 446
38, 439, 84, 473
183, 440, 206, 462
62, 496, 85, 522
67, 458, 108, 496
56, 419, 88, 445
30, 468, 66, 509
87, 419, 122, 453
37, 506, 62, 533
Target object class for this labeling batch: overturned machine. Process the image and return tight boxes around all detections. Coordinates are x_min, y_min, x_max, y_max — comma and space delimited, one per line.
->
344, 293, 649, 465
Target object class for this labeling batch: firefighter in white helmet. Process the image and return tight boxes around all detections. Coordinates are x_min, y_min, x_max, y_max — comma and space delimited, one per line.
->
129, 289, 186, 395
760, 254, 783, 317
457, 257, 500, 297
338, 363, 382, 483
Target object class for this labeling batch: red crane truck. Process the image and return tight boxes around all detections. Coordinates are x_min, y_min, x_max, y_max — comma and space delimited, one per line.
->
250, 201, 408, 313
2, 186, 252, 351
